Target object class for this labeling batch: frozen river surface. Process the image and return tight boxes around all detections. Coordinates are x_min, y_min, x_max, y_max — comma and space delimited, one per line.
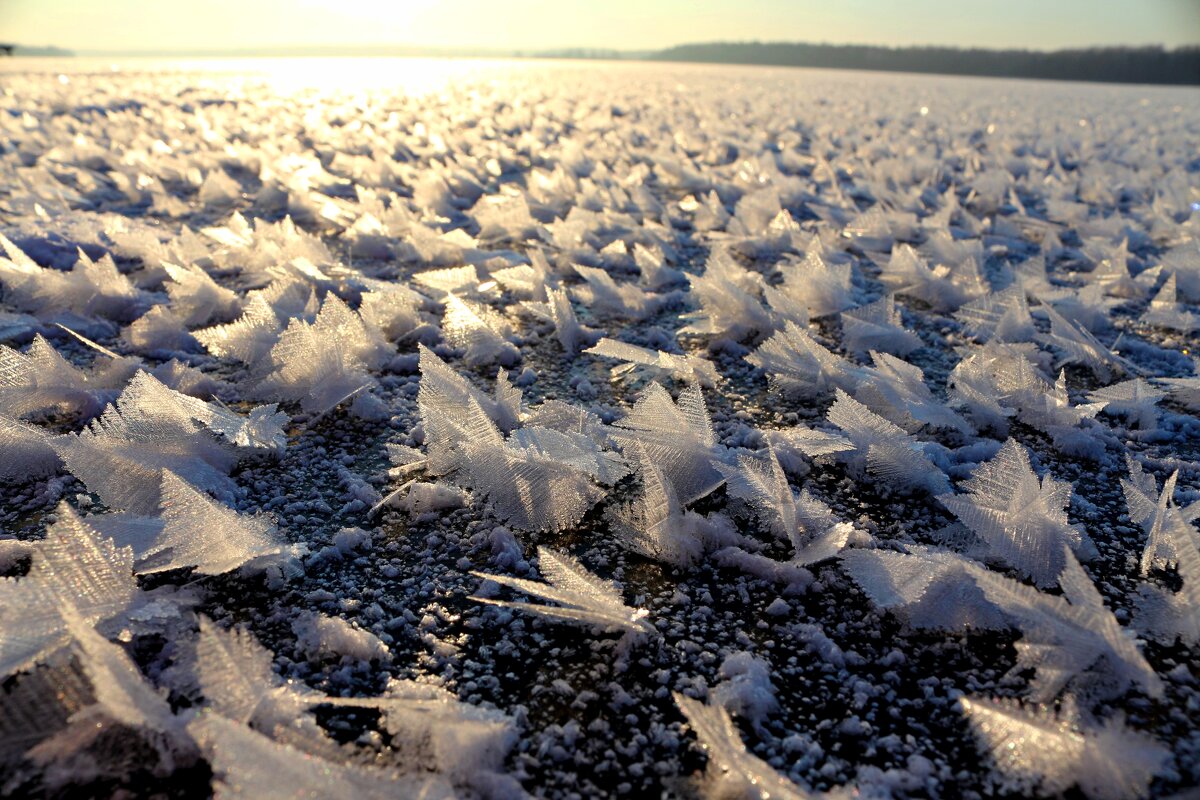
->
0, 58, 1198, 799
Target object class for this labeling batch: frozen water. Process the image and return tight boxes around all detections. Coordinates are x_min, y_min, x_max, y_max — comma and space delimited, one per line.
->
0, 57, 1197, 798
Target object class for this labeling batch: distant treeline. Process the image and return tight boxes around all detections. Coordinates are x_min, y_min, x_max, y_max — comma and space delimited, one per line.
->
651, 42, 1200, 85
9, 45, 75, 57
521, 48, 634, 60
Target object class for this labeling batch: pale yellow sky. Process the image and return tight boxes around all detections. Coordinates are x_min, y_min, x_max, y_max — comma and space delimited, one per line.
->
2, 0, 1198, 54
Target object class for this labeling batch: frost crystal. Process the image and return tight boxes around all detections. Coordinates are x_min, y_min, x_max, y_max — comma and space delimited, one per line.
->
193, 294, 284, 365
52, 607, 188, 769
52, 373, 257, 514
880, 244, 984, 312
611, 447, 734, 568
543, 286, 600, 355
955, 285, 1035, 343
1142, 273, 1199, 332
1155, 356, 1200, 411
0, 606, 190, 781
716, 446, 851, 564
161, 262, 241, 327
674, 693, 811, 800
356, 279, 426, 342
0, 237, 143, 324
612, 383, 726, 505
1088, 378, 1164, 429
826, 389, 949, 494
771, 250, 853, 319
192, 714, 455, 800
572, 265, 661, 321
1123, 460, 1200, 645
441, 293, 519, 366
115, 371, 286, 453
840, 294, 922, 357
960, 696, 1168, 800
143, 471, 286, 575
633, 243, 684, 289
472, 547, 653, 635
413, 265, 481, 299
1086, 239, 1144, 299
586, 337, 719, 387
746, 322, 864, 399
121, 306, 197, 354
417, 345, 520, 474
419, 368, 617, 531
459, 424, 615, 532
1037, 305, 1135, 380
764, 425, 854, 464
855, 351, 972, 434
0, 334, 130, 421
417, 357, 617, 532
255, 294, 380, 416
939, 439, 1084, 587
1016, 371, 1107, 456
971, 548, 1164, 701
1135, 507, 1200, 646
0, 650, 95, 774
0, 504, 137, 678
840, 546, 1008, 631
948, 341, 1044, 434
0, 414, 60, 482
679, 249, 772, 340
189, 617, 316, 734
1122, 458, 1199, 574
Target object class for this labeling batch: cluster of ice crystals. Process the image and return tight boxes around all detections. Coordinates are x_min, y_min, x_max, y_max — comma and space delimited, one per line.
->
0, 59, 1196, 798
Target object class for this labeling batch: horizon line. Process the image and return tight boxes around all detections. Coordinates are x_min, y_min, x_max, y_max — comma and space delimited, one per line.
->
8, 38, 1199, 59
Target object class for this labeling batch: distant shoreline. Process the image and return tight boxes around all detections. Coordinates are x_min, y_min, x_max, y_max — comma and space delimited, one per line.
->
651, 42, 1200, 86
9, 40, 1199, 86
5, 45, 74, 57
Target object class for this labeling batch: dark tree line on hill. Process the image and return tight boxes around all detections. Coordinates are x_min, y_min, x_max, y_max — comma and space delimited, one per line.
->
8, 45, 75, 57
651, 42, 1200, 85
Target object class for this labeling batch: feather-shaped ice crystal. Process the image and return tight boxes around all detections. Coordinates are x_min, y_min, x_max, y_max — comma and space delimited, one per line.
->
1037, 305, 1136, 381
586, 337, 719, 387
441, 293, 520, 367
960, 696, 1168, 800
161, 262, 241, 327
0, 504, 138, 678
611, 382, 726, 505
971, 548, 1164, 701
52, 372, 276, 514
610, 446, 736, 568
840, 546, 1008, 631
826, 389, 949, 494
939, 439, 1086, 588
674, 693, 813, 800
141, 471, 286, 576
746, 322, 866, 400
679, 250, 771, 341
1088, 379, 1165, 429
840, 294, 922, 358
254, 298, 379, 417
0, 334, 133, 421
1141, 272, 1199, 332
0, 413, 60, 482
472, 547, 653, 635
192, 713, 456, 800
716, 446, 852, 564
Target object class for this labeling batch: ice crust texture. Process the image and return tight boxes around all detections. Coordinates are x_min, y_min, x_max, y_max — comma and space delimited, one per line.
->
0, 58, 1197, 799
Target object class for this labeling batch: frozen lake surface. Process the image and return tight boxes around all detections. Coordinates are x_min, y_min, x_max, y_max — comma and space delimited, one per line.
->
0, 58, 1198, 799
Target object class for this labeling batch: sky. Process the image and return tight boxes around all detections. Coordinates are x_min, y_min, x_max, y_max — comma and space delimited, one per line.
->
2, 0, 1198, 55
